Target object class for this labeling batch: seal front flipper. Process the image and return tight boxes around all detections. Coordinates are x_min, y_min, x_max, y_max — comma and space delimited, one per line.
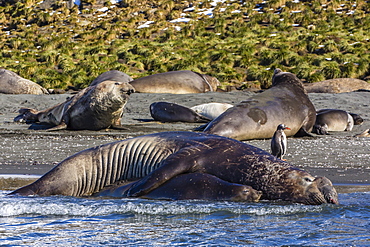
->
45, 121, 68, 131
126, 146, 203, 197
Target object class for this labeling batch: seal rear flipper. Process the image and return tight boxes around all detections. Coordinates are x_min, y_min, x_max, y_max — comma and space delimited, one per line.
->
45, 121, 68, 131
294, 127, 314, 137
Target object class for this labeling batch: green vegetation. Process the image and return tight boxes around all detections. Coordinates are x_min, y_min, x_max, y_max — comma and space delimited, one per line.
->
1, 0, 369, 90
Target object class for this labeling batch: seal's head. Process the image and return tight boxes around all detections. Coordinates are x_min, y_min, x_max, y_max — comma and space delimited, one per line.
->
231, 185, 263, 202
284, 170, 338, 205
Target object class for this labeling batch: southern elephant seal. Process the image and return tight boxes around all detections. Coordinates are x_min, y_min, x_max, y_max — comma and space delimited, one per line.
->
190, 102, 234, 120
10, 131, 338, 205
150, 102, 211, 123
89, 70, 133, 87
304, 78, 370, 93
129, 70, 220, 94
313, 109, 357, 135
95, 173, 262, 202
13, 80, 135, 131
203, 69, 316, 140
0, 69, 48, 94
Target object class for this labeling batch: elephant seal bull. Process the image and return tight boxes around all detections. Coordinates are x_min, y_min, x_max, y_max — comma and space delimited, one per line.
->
203, 69, 316, 140
95, 173, 262, 202
129, 70, 220, 94
14, 80, 135, 131
313, 109, 359, 135
150, 102, 211, 123
9, 131, 338, 205
0, 69, 48, 94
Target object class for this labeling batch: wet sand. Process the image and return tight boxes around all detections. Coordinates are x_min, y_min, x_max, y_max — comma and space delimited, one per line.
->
0, 91, 369, 191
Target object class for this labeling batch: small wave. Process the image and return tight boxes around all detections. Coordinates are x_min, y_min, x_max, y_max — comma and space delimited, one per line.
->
0, 191, 332, 217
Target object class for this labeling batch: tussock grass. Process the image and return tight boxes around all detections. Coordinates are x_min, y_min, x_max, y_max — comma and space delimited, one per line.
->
1, 0, 369, 90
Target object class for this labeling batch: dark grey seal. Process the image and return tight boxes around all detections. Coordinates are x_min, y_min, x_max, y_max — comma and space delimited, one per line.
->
203, 69, 316, 140
14, 80, 135, 131
10, 131, 338, 205
129, 70, 220, 94
95, 173, 262, 202
150, 102, 211, 123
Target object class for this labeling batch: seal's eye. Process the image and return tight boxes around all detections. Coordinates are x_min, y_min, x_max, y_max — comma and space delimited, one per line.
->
115, 82, 120, 85
243, 189, 249, 194
304, 177, 313, 182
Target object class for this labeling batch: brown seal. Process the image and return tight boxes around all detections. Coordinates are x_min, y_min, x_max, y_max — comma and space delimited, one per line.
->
10, 131, 338, 205
14, 80, 135, 130
304, 78, 370, 93
313, 109, 359, 135
203, 69, 316, 140
129, 70, 220, 94
95, 173, 262, 202
0, 69, 48, 94
89, 70, 133, 87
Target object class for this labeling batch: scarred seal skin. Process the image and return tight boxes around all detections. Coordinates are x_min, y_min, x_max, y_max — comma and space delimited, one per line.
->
203, 69, 316, 140
129, 70, 220, 94
13, 80, 135, 131
95, 173, 262, 202
9, 131, 338, 205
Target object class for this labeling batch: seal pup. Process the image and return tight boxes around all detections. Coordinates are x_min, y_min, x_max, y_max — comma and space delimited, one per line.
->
203, 69, 316, 140
313, 109, 356, 135
129, 70, 220, 94
95, 173, 262, 202
14, 80, 135, 131
10, 131, 338, 205
150, 102, 211, 123
271, 124, 290, 160
0, 69, 48, 94
190, 102, 234, 120
89, 70, 133, 87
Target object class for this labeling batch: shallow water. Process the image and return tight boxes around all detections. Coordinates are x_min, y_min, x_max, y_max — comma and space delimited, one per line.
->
0, 128, 369, 245
1, 190, 370, 246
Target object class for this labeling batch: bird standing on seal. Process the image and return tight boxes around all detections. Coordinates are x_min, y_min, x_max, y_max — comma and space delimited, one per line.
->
271, 124, 290, 160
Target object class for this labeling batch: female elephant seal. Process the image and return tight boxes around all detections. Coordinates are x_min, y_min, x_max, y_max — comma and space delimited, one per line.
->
150, 102, 211, 123
129, 70, 220, 94
203, 69, 316, 140
313, 109, 359, 135
0, 69, 48, 94
95, 173, 262, 202
14, 80, 135, 131
10, 131, 338, 205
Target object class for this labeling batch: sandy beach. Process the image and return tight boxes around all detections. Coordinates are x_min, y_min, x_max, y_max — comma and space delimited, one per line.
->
0, 90, 369, 192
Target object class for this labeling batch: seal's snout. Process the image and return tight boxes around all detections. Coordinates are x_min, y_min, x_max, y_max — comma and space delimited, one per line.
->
127, 88, 135, 95
315, 177, 339, 205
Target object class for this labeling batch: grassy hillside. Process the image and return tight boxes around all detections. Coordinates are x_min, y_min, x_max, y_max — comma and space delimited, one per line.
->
1, 0, 369, 90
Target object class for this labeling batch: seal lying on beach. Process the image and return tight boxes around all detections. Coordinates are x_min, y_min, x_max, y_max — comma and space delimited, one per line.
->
10, 131, 338, 205
203, 69, 316, 140
150, 102, 211, 123
14, 80, 135, 131
89, 70, 133, 87
190, 102, 234, 120
129, 70, 220, 94
313, 109, 360, 135
0, 69, 48, 95
95, 173, 262, 202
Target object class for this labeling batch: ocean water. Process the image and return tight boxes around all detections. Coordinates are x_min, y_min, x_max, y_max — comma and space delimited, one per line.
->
1, 190, 369, 246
